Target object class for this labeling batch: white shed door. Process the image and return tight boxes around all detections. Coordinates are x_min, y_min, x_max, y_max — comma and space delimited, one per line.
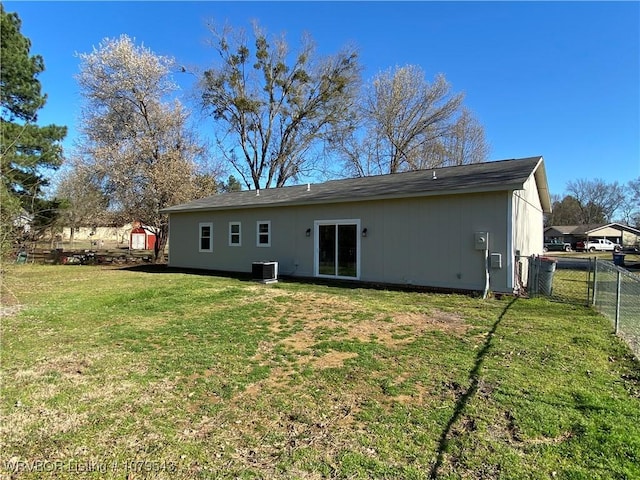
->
131, 233, 146, 250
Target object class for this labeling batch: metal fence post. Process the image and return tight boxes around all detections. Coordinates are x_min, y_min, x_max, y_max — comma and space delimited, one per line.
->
527, 255, 536, 296
586, 257, 592, 306
591, 257, 598, 307
614, 270, 621, 335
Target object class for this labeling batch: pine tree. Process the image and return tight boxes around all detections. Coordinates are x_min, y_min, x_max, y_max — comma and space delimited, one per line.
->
1, 4, 67, 253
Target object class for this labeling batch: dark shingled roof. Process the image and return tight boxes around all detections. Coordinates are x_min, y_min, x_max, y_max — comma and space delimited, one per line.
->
162, 156, 550, 213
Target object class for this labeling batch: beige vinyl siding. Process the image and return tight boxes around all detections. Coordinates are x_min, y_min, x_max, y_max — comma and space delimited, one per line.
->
365, 192, 509, 291
511, 173, 545, 288
168, 208, 311, 275
588, 226, 625, 238
168, 189, 514, 293
622, 230, 640, 246
512, 173, 544, 259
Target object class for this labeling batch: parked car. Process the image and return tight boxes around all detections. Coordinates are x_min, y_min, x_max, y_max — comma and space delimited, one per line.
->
575, 238, 622, 252
543, 239, 572, 252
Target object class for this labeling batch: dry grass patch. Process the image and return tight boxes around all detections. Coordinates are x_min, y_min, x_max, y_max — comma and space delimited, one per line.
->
312, 351, 359, 369
277, 305, 468, 352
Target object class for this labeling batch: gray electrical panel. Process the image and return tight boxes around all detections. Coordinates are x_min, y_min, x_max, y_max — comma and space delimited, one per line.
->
474, 232, 489, 250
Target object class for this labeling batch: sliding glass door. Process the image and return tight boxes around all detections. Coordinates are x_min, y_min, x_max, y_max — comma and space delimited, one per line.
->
315, 220, 360, 279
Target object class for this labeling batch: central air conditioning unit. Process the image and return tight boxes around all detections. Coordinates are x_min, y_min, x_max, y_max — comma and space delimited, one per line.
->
252, 261, 278, 283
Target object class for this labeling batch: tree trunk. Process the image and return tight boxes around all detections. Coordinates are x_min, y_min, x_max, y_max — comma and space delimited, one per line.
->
152, 224, 168, 263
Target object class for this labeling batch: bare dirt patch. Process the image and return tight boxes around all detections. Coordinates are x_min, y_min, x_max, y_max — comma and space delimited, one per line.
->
265, 290, 363, 332
0, 304, 23, 317
238, 306, 469, 414
10, 352, 104, 387
391, 310, 469, 335
280, 309, 468, 352
312, 351, 359, 369
388, 382, 434, 407
236, 366, 295, 401
281, 328, 316, 351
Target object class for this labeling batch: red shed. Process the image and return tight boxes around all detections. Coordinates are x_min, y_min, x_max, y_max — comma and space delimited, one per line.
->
130, 227, 156, 250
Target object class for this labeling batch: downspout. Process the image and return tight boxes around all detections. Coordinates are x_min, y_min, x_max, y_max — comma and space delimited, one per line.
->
475, 231, 490, 299
483, 249, 490, 300
507, 190, 515, 293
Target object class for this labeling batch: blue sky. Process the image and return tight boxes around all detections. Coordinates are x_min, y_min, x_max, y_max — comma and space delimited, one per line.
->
5, 1, 640, 196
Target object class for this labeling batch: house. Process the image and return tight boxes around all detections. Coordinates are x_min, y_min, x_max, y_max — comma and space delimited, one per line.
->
13, 208, 33, 235
161, 156, 551, 295
544, 223, 640, 249
61, 223, 133, 245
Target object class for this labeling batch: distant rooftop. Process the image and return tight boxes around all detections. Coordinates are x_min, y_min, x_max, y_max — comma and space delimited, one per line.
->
162, 156, 550, 213
546, 223, 640, 235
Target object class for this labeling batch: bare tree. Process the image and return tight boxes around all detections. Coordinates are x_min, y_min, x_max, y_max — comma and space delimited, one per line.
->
434, 107, 490, 167
566, 178, 625, 224
335, 65, 489, 176
199, 21, 361, 189
369, 66, 462, 173
617, 177, 640, 227
54, 160, 111, 243
75, 35, 219, 262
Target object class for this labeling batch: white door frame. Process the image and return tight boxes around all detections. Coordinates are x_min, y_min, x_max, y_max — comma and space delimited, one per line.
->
314, 219, 361, 280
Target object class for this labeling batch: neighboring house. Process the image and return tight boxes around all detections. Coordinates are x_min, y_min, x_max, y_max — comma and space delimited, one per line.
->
61, 223, 133, 244
13, 208, 33, 235
544, 223, 640, 248
161, 156, 551, 295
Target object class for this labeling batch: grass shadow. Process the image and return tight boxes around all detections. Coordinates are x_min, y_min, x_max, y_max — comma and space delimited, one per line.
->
119, 264, 484, 296
429, 297, 518, 479
119, 263, 255, 281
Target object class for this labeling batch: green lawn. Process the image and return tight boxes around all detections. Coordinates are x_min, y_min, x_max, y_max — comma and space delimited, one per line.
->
1, 264, 639, 479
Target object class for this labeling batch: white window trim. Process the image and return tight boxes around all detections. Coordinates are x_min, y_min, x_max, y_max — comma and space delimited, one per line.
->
256, 220, 271, 247
199, 222, 213, 253
229, 221, 242, 247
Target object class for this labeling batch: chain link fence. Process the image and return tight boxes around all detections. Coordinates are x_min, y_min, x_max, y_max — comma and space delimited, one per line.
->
521, 255, 593, 305
592, 260, 640, 357
522, 255, 640, 358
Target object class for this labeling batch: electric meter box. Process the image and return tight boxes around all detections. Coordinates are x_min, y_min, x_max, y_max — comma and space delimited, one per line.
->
474, 232, 489, 251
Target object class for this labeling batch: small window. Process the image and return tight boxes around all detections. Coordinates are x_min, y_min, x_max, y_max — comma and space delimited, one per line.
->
199, 222, 213, 252
256, 221, 271, 247
229, 222, 241, 246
